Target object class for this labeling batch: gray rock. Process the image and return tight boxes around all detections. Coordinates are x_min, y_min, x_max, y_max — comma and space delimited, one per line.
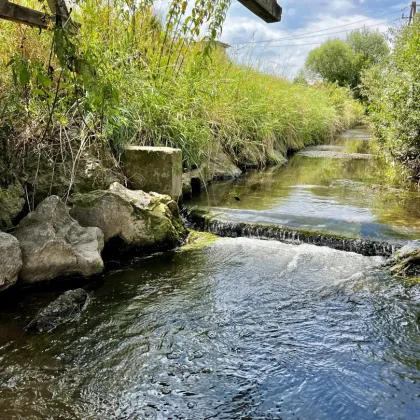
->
184, 149, 242, 195
0, 232, 23, 291
12, 196, 104, 284
26, 288, 90, 333
182, 173, 193, 198
208, 150, 242, 180
70, 182, 187, 249
0, 180, 25, 230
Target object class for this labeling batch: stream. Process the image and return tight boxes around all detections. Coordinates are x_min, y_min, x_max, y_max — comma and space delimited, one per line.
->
0, 129, 419, 419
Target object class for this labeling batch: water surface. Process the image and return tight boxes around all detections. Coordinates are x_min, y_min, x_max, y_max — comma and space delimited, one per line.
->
0, 239, 420, 419
189, 129, 420, 241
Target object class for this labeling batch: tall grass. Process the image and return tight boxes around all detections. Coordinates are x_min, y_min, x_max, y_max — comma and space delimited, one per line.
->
0, 0, 364, 198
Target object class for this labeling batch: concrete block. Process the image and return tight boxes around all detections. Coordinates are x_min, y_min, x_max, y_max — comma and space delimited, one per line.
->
122, 146, 182, 200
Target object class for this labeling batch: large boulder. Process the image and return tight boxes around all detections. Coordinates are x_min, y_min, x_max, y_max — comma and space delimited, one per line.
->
70, 182, 187, 249
0, 232, 23, 291
12, 196, 104, 284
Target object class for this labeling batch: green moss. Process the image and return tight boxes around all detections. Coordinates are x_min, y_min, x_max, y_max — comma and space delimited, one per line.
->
178, 230, 219, 251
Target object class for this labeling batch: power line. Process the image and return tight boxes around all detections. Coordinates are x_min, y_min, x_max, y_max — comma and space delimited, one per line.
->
231, 17, 403, 46
230, 6, 409, 46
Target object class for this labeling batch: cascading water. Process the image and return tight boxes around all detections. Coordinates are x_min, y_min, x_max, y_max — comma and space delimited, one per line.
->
0, 129, 419, 419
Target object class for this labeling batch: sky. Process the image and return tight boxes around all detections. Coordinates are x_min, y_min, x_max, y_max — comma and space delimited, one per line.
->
219, 0, 410, 78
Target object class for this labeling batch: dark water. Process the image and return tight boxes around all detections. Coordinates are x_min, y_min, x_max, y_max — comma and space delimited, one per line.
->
189, 129, 420, 241
1, 129, 420, 419
1, 239, 420, 419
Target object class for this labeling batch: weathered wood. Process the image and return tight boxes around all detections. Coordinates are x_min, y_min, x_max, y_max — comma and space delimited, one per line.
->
238, 0, 282, 23
0, 0, 52, 29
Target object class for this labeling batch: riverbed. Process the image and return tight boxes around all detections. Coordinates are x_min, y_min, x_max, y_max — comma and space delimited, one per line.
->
0, 129, 419, 419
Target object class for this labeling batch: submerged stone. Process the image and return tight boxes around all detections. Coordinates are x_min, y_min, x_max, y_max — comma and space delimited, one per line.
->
26, 288, 90, 333
70, 182, 187, 251
122, 146, 182, 200
0, 232, 22, 291
298, 149, 374, 159
12, 196, 104, 284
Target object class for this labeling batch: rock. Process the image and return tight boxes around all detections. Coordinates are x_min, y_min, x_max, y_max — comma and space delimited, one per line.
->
122, 146, 182, 200
208, 150, 242, 180
26, 288, 90, 333
389, 240, 420, 278
0, 180, 25, 230
70, 182, 187, 250
184, 149, 242, 195
182, 173, 193, 198
393, 240, 420, 260
12, 196, 104, 284
0, 232, 23, 291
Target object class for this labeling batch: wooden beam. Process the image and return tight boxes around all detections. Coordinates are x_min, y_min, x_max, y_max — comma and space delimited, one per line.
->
0, 0, 52, 29
238, 0, 282, 23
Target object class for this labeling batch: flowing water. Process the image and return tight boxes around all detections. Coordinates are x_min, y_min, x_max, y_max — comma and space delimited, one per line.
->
189, 129, 420, 242
0, 129, 420, 419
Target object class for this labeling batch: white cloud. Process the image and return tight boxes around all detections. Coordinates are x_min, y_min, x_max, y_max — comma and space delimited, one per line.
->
220, 0, 402, 79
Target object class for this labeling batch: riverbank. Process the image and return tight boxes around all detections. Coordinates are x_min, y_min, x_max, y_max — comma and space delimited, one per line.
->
0, 1, 364, 230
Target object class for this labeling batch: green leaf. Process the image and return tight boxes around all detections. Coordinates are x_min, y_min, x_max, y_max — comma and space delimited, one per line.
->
38, 73, 52, 88
32, 89, 46, 96
19, 66, 30, 85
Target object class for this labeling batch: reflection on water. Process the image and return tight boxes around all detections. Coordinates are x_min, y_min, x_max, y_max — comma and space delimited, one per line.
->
1, 239, 420, 419
189, 129, 420, 240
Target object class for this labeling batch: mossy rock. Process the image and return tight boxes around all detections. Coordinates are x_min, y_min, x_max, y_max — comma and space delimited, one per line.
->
178, 230, 219, 251
0, 181, 25, 230
70, 182, 187, 251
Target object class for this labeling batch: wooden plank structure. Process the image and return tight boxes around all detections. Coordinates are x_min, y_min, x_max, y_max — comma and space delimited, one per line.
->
238, 0, 282, 23
0, 0, 282, 30
0, 0, 78, 31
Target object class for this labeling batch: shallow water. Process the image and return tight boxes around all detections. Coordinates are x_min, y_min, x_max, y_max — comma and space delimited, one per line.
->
1, 128, 420, 419
1, 239, 420, 419
189, 129, 420, 241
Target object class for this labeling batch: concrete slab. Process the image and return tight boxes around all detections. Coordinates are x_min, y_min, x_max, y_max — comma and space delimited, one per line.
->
122, 146, 182, 200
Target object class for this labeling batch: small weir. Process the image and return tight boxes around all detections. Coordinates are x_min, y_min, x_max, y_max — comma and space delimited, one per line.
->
0, 128, 419, 419
187, 128, 420, 256
188, 211, 400, 256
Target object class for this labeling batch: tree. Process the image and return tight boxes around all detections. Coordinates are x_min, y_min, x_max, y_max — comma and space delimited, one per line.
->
346, 28, 389, 67
305, 40, 358, 87
304, 28, 389, 92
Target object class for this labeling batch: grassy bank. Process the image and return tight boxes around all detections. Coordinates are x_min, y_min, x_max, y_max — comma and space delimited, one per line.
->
0, 0, 363, 223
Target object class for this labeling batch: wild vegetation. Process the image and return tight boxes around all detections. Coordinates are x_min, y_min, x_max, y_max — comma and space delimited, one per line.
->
0, 0, 363, 226
362, 21, 420, 183
302, 23, 420, 184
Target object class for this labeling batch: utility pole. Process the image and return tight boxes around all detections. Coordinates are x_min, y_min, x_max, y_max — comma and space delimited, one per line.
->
408, 1, 417, 24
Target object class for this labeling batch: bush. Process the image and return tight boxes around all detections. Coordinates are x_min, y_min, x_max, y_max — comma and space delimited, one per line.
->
362, 21, 420, 182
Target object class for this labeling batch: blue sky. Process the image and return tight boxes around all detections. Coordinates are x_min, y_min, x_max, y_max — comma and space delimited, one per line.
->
219, 0, 409, 77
